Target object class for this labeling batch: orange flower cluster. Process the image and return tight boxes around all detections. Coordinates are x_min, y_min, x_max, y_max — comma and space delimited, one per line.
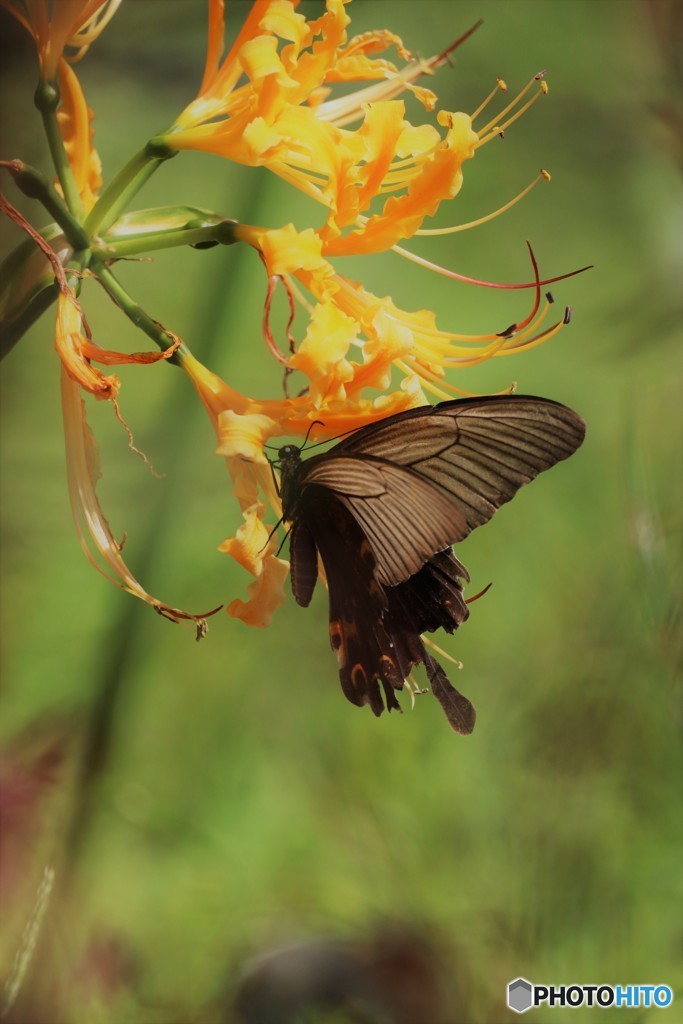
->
2, 0, 577, 630
169, 1, 568, 626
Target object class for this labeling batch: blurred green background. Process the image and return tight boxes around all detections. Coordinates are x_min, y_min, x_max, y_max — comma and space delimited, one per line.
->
0, 1, 681, 1022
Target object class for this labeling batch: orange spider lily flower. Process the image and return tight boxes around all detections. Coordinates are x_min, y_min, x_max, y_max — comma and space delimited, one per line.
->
2, 1, 112, 210
160, 0, 476, 245
236, 221, 569, 405
156, 2, 576, 627
0, 0, 121, 79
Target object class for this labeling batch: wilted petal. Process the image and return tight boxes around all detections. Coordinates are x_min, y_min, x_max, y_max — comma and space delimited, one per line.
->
55, 292, 119, 400
61, 369, 214, 629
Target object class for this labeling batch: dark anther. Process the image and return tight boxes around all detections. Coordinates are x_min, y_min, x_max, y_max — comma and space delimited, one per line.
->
534, 70, 547, 80
497, 323, 518, 339
563, 306, 572, 324
545, 291, 555, 303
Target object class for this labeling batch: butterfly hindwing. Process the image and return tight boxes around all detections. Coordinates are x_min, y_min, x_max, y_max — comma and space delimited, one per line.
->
288, 484, 476, 731
291, 488, 404, 715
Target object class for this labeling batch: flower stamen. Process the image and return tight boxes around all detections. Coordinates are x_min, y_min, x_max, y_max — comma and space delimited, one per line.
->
475, 70, 546, 134
416, 170, 550, 235
477, 79, 549, 146
470, 77, 508, 122
391, 241, 591, 292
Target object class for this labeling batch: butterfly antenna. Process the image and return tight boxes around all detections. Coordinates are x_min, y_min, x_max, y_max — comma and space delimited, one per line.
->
301, 419, 325, 450
301, 424, 362, 451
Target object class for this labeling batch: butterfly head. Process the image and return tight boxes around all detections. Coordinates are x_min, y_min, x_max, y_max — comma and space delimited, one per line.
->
277, 444, 301, 462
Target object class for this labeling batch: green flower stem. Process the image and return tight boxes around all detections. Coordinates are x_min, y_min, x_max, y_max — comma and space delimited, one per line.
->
0, 282, 60, 361
8, 162, 90, 250
93, 260, 190, 365
34, 80, 82, 219
96, 218, 237, 258
84, 143, 174, 238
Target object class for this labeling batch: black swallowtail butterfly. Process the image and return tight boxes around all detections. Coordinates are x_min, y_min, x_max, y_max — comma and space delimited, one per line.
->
274, 395, 585, 733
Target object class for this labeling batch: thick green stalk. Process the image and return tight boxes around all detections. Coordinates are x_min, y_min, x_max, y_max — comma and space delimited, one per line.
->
84, 142, 174, 238
34, 80, 82, 219
93, 261, 190, 364
7, 161, 89, 250
96, 218, 237, 258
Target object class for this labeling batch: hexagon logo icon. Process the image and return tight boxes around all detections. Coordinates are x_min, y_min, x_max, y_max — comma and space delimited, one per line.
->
507, 978, 534, 1014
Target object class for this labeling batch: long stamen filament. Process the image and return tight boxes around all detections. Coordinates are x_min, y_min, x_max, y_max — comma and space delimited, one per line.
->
391, 243, 591, 292
498, 314, 567, 353
406, 372, 453, 401
317, 62, 431, 126
470, 78, 507, 122
477, 72, 545, 137
416, 171, 549, 235
397, 357, 489, 398
478, 83, 548, 146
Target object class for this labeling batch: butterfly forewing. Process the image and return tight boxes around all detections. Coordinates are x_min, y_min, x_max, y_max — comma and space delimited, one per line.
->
327, 396, 585, 540
301, 456, 467, 586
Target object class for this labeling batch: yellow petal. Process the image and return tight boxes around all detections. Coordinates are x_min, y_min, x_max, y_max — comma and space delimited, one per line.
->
246, 223, 329, 277
55, 60, 102, 211
215, 409, 277, 463
220, 500, 289, 630
259, 0, 309, 58
219, 500, 272, 575
241, 116, 285, 161
226, 554, 290, 628
239, 34, 295, 85
290, 300, 357, 404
